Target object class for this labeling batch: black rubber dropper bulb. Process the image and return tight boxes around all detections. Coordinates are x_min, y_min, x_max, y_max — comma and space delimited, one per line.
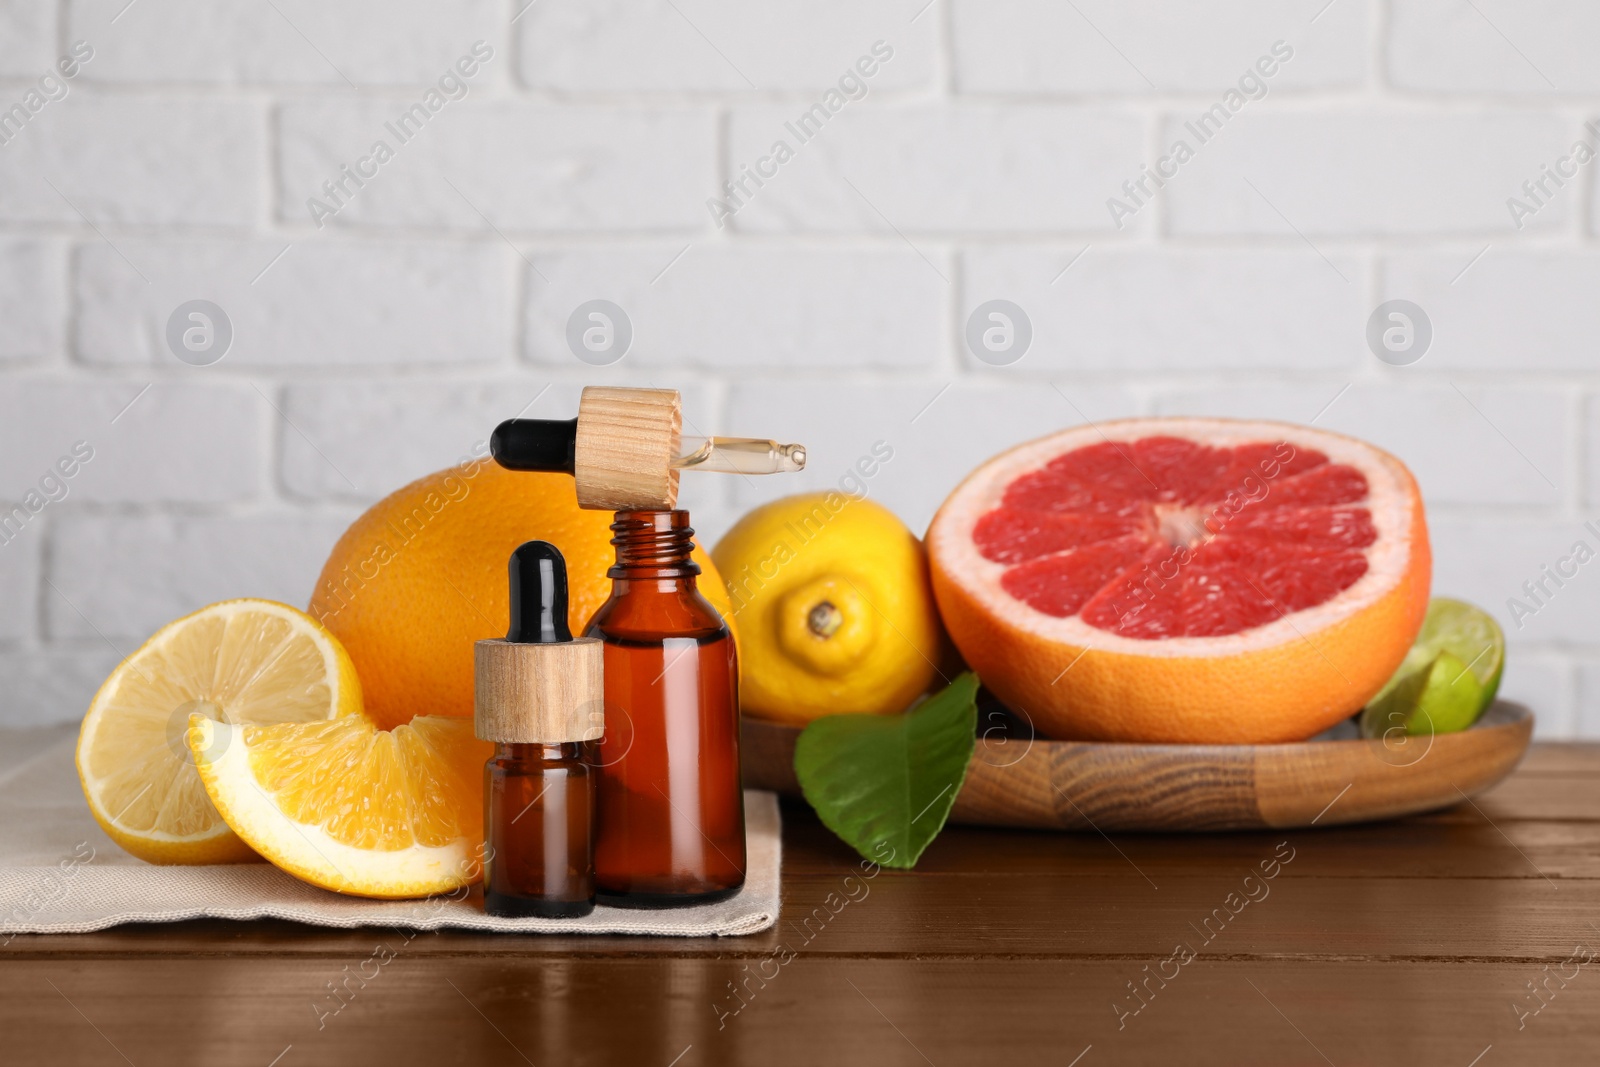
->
506, 540, 571, 644
491, 413, 805, 477
491, 418, 578, 474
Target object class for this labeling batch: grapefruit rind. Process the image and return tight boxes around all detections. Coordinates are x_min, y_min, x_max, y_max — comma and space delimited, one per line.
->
927, 418, 1431, 744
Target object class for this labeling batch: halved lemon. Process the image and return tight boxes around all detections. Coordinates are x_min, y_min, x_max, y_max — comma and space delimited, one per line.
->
75, 599, 362, 865
189, 715, 491, 899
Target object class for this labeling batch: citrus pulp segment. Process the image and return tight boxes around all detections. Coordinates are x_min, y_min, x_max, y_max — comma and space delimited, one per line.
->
75, 599, 361, 865
190, 715, 493, 899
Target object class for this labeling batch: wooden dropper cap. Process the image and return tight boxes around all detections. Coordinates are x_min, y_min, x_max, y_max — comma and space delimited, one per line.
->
491, 386, 682, 511
474, 541, 604, 744
573, 385, 682, 511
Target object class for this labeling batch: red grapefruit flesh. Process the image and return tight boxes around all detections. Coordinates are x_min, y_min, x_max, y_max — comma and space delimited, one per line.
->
927, 418, 1431, 743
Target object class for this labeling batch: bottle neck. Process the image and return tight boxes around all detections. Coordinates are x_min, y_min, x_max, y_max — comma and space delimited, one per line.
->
608, 510, 701, 583
494, 742, 585, 762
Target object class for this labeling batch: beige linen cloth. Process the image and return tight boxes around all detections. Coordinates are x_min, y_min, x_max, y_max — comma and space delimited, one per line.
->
0, 725, 779, 938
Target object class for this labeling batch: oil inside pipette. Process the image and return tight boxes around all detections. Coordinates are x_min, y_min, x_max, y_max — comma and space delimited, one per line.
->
671, 437, 806, 475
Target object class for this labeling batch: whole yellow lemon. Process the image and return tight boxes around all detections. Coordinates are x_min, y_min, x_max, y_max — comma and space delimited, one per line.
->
712, 492, 944, 726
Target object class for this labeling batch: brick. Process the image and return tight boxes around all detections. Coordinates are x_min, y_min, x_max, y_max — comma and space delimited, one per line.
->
1574, 662, 1600, 740
1389, 0, 1600, 93
523, 246, 944, 370
1428, 517, 1600, 645
276, 103, 712, 231
0, 99, 260, 226
1162, 112, 1571, 235
1384, 252, 1600, 371
1588, 396, 1600, 508
962, 248, 1362, 371
726, 106, 1145, 233
68, 0, 504, 85
0, 3, 52, 77
1155, 384, 1567, 508
0, 240, 64, 362
1501, 656, 1572, 740
953, 0, 1365, 94
722, 380, 1139, 534
281, 383, 517, 502
280, 380, 714, 500
74, 240, 510, 367
518, 1, 934, 92
0, 533, 39, 642
0, 647, 125, 727
0, 383, 258, 504
46, 514, 355, 640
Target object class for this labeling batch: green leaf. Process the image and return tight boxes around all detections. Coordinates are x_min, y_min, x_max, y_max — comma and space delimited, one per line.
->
792, 672, 979, 870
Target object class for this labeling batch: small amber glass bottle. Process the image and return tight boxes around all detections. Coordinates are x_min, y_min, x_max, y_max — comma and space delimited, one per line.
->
586, 510, 746, 907
476, 541, 604, 919
482, 742, 593, 917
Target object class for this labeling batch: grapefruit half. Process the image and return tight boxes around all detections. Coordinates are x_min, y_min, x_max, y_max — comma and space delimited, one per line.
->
927, 418, 1431, 743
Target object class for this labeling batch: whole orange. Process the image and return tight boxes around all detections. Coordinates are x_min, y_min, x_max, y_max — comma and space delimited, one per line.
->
309, 457, 736, 729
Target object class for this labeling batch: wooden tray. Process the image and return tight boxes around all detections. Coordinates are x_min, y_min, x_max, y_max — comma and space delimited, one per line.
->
740, 700, 1533, 832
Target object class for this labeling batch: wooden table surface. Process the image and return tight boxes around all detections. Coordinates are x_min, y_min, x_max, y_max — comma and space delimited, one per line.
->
6, 743, 1599, 1066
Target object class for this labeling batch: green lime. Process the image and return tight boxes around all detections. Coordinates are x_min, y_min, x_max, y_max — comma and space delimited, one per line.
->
1359, 598, 1504, 739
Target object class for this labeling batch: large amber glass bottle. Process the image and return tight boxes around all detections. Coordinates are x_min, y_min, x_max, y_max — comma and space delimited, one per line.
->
585, 510, 745, 906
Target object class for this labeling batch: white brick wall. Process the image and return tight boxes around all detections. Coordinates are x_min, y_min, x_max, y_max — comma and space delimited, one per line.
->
0, 382, 259, 502
727, 106, 1144, 233
75, 240, 512, 366
0, 99, 262, 226
1388, 0, 1600, 93
67, 0, 505, 86
1152, 385, 1568, 507
1382, 253, 1600, 370
2, 0, 1599, 737
963, 248, 1364, 371
1163, 112, 1573, 236
0, 537, 39, 642
279, 381, 715, 499
522, 246, 945, 369
517, 1, 939, 93
46, 513, 356, 640
276, 102, 714, 231
0, 239, 63, 361
0, 2, 51, 77
952, 0, 1369, 94
722, 381, 1139, 532
0, 648, 122, 728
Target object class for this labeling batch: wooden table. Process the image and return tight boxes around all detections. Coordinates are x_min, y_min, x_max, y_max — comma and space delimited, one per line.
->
6, 744, 1598, 1066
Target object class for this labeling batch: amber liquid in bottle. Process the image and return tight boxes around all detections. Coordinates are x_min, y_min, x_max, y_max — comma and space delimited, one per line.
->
483, 742, 595, 918
586, 510, 745, 907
